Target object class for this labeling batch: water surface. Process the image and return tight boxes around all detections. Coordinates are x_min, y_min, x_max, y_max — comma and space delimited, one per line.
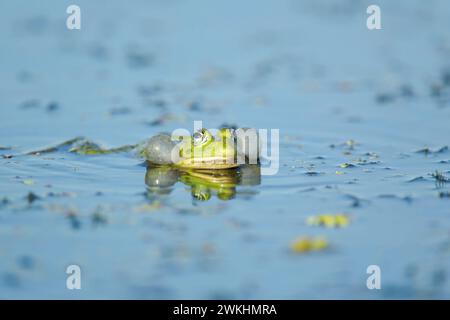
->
1, 0, 450, 299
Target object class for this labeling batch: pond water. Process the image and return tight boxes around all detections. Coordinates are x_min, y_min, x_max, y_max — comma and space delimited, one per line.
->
1, 0, 450, 299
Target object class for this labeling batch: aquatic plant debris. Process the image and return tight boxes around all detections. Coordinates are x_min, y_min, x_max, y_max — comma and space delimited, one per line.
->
431, 170, 450, 181
7, 137, 139, 158
438, 192, 450, 198
2, 0, 450, 299
144, 112, 180, 127
25, 192, 40, 204
22, 179, 34, 186
431, 170, 450, 188
68, 140, 137, 155
290, 237, 329, 254
344, 194, 368, 208
91, 211, 108, 226
407, 176, 427, 183
306, 214, 350, 228
339, 163, 356, 168
133, 202, 162, 213
415, 146, 449, 155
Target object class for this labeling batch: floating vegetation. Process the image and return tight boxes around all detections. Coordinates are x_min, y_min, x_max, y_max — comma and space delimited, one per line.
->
25, 192, 40, 204
22, 179, 34, 186
339, 163, 356, 168
303, 171, 324, 176
407, 176, 427, 183
91, 210, 108, 226
344, 194, 368, 208
16, 137, 137, 157
23, 137, 85, 156
141, 97, 167, 109
415, 146, 448, 155
126, 47, 155, 69
431, 171, 446, 180
2, 272, 21, 288
338, 157, 380, 169
0, 197, 10, 208
187, 100, 203, 112
46, 191, 77, 198
108, 106, 132, 116
438, 192, 450, 198
330, 139, 358, 151
144, 112, 179, 127
399, 84, 415, 98
378, 194, 413, 203
19, 99, 41, 109
290, 236, 329, 254
375, 85, 416, 104
198, 66, 233, 87
133, 201, 162, 213
68, 140, 136, 155
429, 69, 450, 106
364, 152, 379, 158
17, 255, 35, 270
46, 101, 60, 112
375, 92, 396, 104
355, 158, 380, 166
345, 139, 357, 150
306, 214, 350, 228
431, 170, 450, 188
65, 209, 81, 230
18, 99, 60, 113
136, 84, 163, 97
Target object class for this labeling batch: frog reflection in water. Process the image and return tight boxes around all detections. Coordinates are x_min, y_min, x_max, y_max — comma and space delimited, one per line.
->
145, 164, 261, 201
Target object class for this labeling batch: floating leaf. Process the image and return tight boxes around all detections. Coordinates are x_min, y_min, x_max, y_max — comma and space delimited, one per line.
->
290, 236, 328, 253
22, 179, 34, 185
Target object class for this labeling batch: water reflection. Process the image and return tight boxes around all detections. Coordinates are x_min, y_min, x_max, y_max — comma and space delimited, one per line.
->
145, 165, 261, 201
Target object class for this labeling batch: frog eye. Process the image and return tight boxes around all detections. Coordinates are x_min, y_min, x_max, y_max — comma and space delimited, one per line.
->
193, 129, 211, 146
193, 131, 203, 146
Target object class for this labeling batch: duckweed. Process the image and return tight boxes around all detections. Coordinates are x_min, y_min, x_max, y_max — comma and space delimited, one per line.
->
306, 214, 350, 228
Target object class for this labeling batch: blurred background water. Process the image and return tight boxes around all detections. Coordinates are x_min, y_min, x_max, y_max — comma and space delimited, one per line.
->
1, 0, 450, 299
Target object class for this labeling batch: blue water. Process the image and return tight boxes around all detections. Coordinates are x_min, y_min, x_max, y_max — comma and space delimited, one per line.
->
1, 0, 450, 299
